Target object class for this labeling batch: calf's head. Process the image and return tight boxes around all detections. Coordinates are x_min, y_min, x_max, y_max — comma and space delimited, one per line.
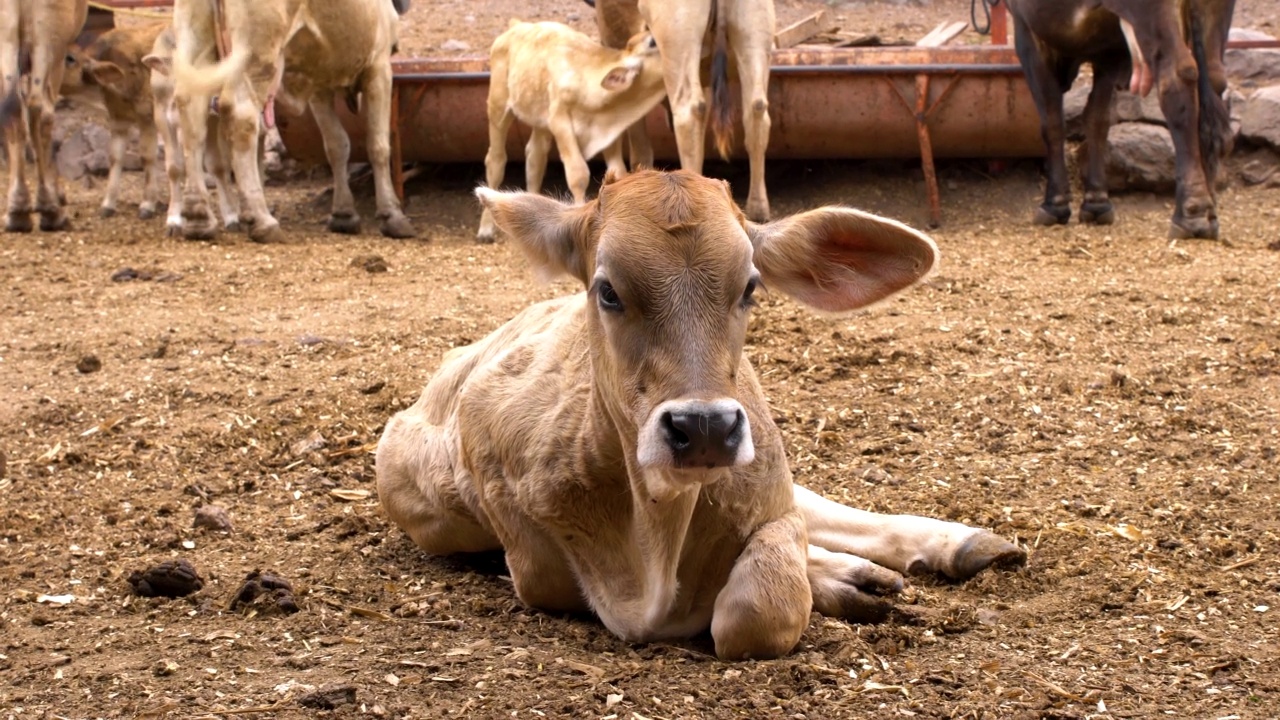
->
602, 30, 661, 91
477, 171, 937, 498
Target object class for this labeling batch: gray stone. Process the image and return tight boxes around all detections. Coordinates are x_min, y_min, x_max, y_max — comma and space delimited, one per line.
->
1102, 122, 1177, 193
1226, 30, 1280, 85
1239, 84, 1280, 150
1063, 79, 1090, 141
439, 39, 470, 52
1239, 158, 1277, 185
1114, 90, 1165, 125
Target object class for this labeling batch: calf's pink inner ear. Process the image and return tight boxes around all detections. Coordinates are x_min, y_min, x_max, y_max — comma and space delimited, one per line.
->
751, 210, 938, 313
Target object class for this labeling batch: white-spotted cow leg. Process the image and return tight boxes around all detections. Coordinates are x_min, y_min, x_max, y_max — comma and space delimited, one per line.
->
795, 485, 1025, 580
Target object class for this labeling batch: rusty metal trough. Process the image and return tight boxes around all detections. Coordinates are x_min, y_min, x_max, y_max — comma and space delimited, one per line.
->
275, 44, 1039, 226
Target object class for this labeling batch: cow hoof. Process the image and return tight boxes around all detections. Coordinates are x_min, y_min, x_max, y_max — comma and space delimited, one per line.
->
138, 207, 156, 221
6, 213, 34, 233
948, 532, 1027, 581
1033, 205, 1070, 226
476, 228, 496, 244
1078, 204, 1115, 225
184, 229, 218, 241
1169, 218, 1217, 241
379, 214, 418, 239
165, 223, 182, 238
328, 213, 362, 235
745, 197, 771, 224
250, 223, 287, 244
39, 212, 70, 232
224, 220, 242, 234
100, 206, 117, 219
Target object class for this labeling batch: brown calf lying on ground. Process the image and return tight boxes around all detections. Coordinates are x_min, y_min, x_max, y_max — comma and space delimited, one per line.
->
379, 169, 1026, 661
171, 0, 415, 242
1, 0, 87, 232
476, 21, 667, 243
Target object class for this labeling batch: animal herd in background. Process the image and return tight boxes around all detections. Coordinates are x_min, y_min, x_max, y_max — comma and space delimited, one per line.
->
0, 0, 1241, 241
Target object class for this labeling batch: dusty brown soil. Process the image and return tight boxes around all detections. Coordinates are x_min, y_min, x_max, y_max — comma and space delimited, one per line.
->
4, 1, 1280, 718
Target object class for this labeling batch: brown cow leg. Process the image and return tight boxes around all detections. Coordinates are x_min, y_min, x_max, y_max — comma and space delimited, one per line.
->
1134, 8, 1218, 239
1078, 57, 1126, 225
5, 130, 33, 232
1012, 15, 1073, 226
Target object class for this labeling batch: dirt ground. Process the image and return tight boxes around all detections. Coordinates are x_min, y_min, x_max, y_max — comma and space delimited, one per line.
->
4, 1, 1280, 718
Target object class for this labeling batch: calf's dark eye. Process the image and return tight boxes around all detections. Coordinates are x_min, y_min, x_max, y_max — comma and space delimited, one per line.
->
598, 281, 623, 311
741, 277, 759, 307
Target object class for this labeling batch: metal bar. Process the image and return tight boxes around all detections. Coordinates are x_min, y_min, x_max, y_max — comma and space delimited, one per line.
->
914, 74, 942, 228
990, 0, 1009, 46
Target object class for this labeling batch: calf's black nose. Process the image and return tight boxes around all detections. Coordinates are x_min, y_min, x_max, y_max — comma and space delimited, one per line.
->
661, 407, 745, 468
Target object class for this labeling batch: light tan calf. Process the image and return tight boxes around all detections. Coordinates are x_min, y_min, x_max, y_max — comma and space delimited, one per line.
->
142, 25, 242, 237
171, 0, 415, 242
607, 0, 775, 222
590, 0, 655, 170
63, 22, 167, 220
378, 169, 1026, 661
1, 0, 87, 232
477, 21, 667, 243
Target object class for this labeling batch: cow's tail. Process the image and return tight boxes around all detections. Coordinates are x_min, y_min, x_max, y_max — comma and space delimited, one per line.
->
1190, 8, 1230, 191
173, 44, 250, 101
709, 0, 734, 161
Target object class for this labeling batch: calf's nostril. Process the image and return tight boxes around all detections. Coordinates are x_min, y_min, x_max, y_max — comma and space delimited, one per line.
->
662, 411, 691, 450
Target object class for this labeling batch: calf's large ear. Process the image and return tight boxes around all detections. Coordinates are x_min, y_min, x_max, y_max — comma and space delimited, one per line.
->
748, 208, 938, 313
88, 60, 128, 93
475, 188, 597, 286
602, 65, 639, 91
142, 54, 171, 77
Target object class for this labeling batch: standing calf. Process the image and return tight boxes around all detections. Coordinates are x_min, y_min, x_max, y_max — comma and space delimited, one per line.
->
380, 170, 1026, 661
142, 25, 242, 237
64, 21, 167, 220
171, 0, 415, 242
476, 21, 666, 243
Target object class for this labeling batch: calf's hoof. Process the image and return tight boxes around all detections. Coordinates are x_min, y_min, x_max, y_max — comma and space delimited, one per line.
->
224, 220, 242, 234
138, 206, 156, 221
6, 212, 34, 233
745, 196, 771, 224
1033, 205, 1071, 226
947, 532, 1027, 581
182, 224, 218, 241
165, 222, 183, 238
379, 213, 417, 239
1169, 217, 1218, 241
39, 211, 70, 232
1078, 202, 1115, 225
250, 223, 287, 244
328, 212, 362, 235
100, 206, 118, 219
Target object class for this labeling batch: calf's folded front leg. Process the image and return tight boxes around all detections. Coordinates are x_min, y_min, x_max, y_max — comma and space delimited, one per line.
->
711, 511, 811, 661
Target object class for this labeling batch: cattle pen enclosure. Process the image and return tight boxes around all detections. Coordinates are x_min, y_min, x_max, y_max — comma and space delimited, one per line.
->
3, 0, 1280, 718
